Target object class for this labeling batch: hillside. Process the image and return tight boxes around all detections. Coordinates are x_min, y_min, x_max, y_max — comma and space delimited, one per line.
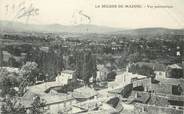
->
0, 21, 123, 33
0, 21, 184, 40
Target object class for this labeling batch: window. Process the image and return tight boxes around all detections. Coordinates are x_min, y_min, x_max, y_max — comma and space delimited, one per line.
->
133, 86, 144, 91
168, 100, 184, 106
172, 85, 182, 95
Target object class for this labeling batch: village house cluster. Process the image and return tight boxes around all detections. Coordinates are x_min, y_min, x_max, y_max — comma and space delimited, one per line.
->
0, 29, 184, 114
1, 59, 184, 114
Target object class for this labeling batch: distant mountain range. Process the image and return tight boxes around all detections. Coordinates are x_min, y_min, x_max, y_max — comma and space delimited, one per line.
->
0, 20, 184, 36
0, 21, 123, 33
113, 28, 184, 36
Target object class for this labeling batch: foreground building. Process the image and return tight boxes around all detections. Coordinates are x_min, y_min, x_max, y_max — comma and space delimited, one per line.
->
21, 91, 76, 114
56, 70, 76, 85
128, 76, 184, 114
72, 86, 98, 102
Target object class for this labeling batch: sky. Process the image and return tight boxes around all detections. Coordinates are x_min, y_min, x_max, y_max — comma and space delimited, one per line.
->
0, 0, 184, 28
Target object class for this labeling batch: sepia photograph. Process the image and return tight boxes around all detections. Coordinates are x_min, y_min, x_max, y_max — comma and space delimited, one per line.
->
0, 0, 184, 114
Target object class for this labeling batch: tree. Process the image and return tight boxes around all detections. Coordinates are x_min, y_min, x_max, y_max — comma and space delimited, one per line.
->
25, 46, 64, 81
20, 62, 39, 85
0, 68, 19, 96
19, 62, 38, 96
128, 64, 155, 77
75, 50, 97, 84
127, 52, 142, 63
107, 71, 117, 81
0, 46, 3, 67
91, 55, 97, 83
38, 47, 64, 81
31, 96, 46, 114
1, 95, 25, 113
8, 56, 17, 67
75, 50, 97, 85
82, 51, 92, 84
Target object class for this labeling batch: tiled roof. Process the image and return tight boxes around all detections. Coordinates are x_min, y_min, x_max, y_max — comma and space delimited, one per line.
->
73, 99, 103, 111
135, 62, 166, 71
80, 109, 117, 114
0, 67, 19, 73
108, 87, 124, 94
72, 86, 97, 99
21, 91, 74, 108
131, 91, 151, 104
61, 70, 75, 74
167, 64, 182, 69
28, 81, 64, 93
